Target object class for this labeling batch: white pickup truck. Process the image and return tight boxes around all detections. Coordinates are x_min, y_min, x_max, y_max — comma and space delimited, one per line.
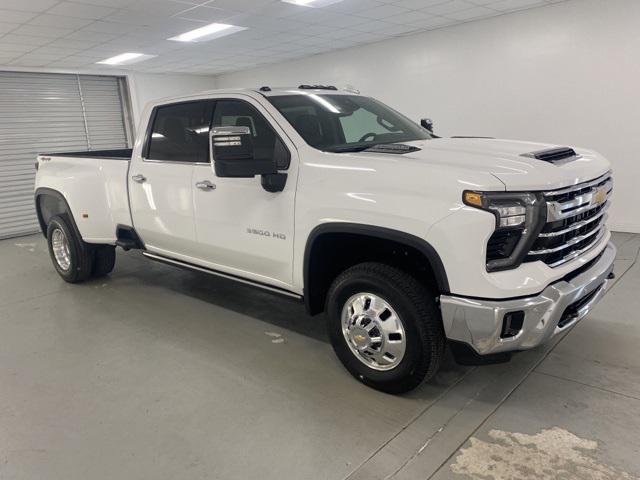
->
35, 85, 616, 393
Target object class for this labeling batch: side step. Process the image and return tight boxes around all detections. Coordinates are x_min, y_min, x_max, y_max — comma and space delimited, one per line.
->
115, 225, 144, 251
142, 251, 303, 300
115, 238, 139, 251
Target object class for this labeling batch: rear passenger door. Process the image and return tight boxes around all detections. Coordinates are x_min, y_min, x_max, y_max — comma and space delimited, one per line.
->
129, 100, 213, 258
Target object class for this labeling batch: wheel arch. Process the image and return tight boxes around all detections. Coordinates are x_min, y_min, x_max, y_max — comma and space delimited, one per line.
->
35, 187, 83, 241
303, 223, 450, 315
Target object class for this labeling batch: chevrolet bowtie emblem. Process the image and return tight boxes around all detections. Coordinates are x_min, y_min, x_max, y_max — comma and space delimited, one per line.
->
594, 188, 607, 205
354, 334, 366, 342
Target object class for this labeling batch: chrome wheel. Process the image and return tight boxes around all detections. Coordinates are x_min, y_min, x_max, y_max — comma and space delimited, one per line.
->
51, 228, 71, 271
341, 293, 406, 371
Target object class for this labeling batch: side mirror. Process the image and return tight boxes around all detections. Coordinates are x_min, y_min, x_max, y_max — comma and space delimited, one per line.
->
420, 118, 434, 133
210, 126, 276, 178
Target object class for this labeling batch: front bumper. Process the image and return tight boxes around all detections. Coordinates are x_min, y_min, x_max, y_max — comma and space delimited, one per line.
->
440, 242, 616, 355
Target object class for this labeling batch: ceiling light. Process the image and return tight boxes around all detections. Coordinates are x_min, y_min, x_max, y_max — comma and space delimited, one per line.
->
169, 23, 246, 43
96, 53, 156, 65
281, 0, 344, 7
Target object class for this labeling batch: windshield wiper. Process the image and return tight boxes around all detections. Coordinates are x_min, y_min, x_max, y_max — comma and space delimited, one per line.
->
362, 143, 421, 154
324, 142, 422, 154
324, 145, 372, 153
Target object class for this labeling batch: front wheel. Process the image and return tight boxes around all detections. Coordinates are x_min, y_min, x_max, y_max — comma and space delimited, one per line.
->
325, 262, 445, 394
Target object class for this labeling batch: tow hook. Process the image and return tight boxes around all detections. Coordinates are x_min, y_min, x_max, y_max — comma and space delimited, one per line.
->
607, 271, 616, 280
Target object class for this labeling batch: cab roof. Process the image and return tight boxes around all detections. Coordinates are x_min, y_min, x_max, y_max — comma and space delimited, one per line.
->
253, 85, 360, 97
147, 85, 359, 108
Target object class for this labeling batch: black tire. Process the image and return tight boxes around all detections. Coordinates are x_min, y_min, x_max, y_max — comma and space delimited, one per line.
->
46, 215, 94, 283
92, 245, 116, 277
325, 262, 445, 394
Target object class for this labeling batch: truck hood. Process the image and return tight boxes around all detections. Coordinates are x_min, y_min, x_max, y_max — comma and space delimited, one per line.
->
373, 138, 611, 191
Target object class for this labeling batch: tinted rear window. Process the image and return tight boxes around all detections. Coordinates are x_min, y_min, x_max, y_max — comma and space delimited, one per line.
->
147, 101, 213, 162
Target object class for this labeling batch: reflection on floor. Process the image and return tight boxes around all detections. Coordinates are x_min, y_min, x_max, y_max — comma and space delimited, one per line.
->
0, 232, 638, 480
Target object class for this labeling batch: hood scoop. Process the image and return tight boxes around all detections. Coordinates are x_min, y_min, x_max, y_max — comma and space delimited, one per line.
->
521, 147, 579, 164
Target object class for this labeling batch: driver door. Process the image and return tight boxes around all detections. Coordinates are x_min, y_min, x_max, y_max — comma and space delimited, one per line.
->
191, 96, 298, 290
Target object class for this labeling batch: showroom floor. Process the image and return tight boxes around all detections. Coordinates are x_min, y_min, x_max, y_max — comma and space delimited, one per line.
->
0, 232, 638, 480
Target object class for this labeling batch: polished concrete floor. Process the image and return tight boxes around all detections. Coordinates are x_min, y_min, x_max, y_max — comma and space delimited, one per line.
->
0, 232, 639, 480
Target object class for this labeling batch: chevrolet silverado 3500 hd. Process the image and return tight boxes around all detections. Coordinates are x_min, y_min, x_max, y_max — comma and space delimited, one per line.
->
35, 85, 615, 393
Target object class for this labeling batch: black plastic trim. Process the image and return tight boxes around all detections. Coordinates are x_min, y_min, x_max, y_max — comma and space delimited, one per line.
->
298, 84, 337, 90
261, 173, 287, 192
40, 149, 132, 160
303, 223, 450, 314
521, 147, 577, 163
363, 143, 421, 154
34, 187, 82, 240
115, 224, 145, 250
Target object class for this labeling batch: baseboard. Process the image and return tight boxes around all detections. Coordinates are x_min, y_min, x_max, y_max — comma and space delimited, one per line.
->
609, 223, 640, 234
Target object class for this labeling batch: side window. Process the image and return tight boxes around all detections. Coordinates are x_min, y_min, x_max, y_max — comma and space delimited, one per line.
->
212, 100, 289, 169
147, 101, 213, 163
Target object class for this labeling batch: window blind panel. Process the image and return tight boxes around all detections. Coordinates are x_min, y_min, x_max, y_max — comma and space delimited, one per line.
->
78, 75, 129, 151
0, 72, 131, 239
0, 72, 87, 239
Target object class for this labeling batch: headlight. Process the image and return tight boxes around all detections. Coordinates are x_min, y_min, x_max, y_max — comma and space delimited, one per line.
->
463, 190, 547, 272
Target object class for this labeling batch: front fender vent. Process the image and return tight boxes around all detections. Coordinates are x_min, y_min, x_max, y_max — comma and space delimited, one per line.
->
522, 147, 578, 163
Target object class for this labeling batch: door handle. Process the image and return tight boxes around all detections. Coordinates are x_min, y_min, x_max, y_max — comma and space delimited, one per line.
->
131, 174, 146, 183
196, 180, 216, 190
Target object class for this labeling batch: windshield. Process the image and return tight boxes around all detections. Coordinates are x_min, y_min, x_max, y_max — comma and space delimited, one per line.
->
267, 94, 431, 153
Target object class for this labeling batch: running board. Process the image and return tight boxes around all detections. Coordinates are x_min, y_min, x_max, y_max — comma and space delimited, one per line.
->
116, 225, 144, 251
142, 251, 303, 300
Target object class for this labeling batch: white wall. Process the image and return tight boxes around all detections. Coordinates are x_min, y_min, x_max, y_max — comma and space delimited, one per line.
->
217, 0, 640, 233
126, 72, 216, 129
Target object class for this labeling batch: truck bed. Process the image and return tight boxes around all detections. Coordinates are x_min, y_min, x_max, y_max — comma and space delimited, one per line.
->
35, 151, 132, 244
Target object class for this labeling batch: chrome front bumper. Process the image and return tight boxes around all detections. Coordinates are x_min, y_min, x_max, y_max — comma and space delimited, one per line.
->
440, 242, 616, 355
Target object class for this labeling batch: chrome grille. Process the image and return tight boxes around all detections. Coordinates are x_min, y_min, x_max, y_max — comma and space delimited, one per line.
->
525, 172, 612, 267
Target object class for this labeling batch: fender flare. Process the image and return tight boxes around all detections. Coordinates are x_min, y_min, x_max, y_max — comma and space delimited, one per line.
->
34, 187, 82, 241
303, 223, 450, 313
